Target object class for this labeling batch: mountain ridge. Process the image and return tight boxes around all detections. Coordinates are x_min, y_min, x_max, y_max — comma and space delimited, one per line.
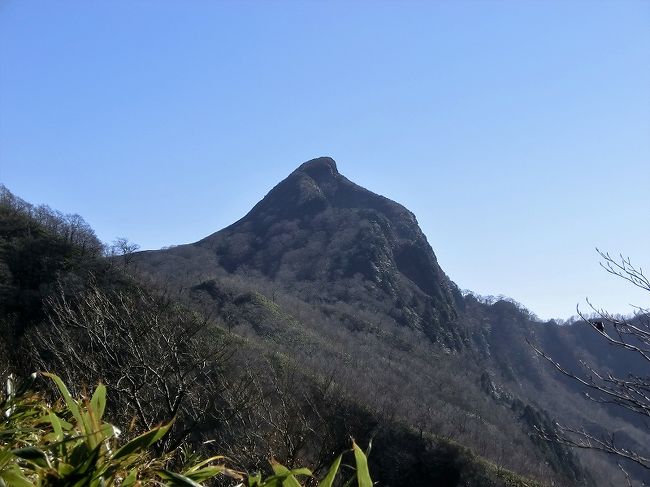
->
3, 169, 646, 484
127, 157, 648, 485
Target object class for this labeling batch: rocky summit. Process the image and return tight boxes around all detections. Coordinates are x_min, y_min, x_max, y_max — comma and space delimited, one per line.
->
191, 157, 461, 341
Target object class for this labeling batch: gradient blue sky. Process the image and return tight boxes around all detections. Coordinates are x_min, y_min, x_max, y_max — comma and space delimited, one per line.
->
1, 0, 649, 320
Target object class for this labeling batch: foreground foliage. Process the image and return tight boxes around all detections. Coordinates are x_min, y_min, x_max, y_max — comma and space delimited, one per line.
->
0, 373, 372, 486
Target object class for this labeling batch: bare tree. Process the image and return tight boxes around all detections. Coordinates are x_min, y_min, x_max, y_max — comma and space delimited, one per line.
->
24, 280, 233, 449
110, 237, 140, 268
529, 249, 650, 470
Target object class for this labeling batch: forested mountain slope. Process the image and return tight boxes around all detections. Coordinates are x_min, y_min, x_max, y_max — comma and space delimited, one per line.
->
0, 185, 546, 486
2, 158, 647, 485
140, 157, 462, 344
132, 158, 649, 485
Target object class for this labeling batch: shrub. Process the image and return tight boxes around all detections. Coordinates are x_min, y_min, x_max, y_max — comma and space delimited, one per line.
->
0, 373, 371, 486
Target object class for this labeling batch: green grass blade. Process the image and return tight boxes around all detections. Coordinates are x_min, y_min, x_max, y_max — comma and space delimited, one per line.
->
0, 468, 34, 487
49, 412, 64, 442
43, 373, 83, 428
184, 466, 230, 483
0, 450, 13, 470
90, 383, 106, 419
270, 461, 289, 476
248, 472, 262, 487
11, 447, 50, 469
121, 469, 138, 486
113, 421, 173, 461
319, 454, 342, 487
157, 470, 203, 486
184, 455, 227, 472
352, 442, 372, 487
289, 467, 311, 477
270, 462, 302, 487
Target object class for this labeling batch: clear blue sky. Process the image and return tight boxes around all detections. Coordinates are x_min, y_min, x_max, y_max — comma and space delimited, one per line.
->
1, 0, 648, 320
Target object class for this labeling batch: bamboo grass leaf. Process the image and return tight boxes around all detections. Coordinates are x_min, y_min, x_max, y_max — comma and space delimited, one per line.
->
121, 469, 138, 487
270, 461, 288, 476
352, 442, 372, 487
289, 468, 311, 477
184, 465, 236, 483
319, 454, 342, 487
0, 450, 13, 470
49, 412, 64, 442
0, 468, 34, 487
12, 447, 50, 469
43, 373, 83, 428
158, 469, 203, 486
270, 462, 303, 487
248, 472, 262, 486
112, 421, 173, 461
184, 455, 228, 473
90, 384, 106, 420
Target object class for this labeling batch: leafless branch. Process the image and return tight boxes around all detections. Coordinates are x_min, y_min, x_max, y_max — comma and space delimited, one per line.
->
529, 250, 650, 472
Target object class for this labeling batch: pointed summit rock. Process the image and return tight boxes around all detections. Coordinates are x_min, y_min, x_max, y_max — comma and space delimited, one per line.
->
296, 156, 339, 178
238, 157, 341, 221
194, 157, 462, 341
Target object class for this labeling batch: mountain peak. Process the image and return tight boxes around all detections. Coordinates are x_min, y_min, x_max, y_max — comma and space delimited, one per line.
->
295, 156, 339, 178
292, 157, 340, 190
194, 157, 460, 341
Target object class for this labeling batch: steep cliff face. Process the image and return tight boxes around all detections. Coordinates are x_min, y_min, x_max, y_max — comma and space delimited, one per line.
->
195, 157, 461, 341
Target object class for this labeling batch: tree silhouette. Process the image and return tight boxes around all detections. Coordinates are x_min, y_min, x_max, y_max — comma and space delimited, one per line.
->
530, 249, 650, 472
